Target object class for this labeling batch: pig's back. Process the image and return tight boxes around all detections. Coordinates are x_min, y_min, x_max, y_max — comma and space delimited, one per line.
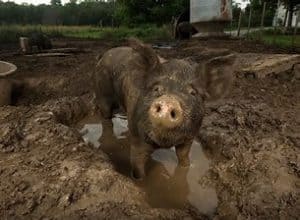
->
97, 47, 138, 73
96, 46, 146, 112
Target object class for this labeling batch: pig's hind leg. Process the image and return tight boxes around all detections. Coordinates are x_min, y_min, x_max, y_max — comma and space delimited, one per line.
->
94, 67, 115, 119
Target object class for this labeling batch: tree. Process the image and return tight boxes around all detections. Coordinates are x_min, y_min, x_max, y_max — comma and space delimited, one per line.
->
69, 0, 77, 4
115, 0, 189, 26
262, 0, 299, 28
281, 0, 299, 27
51, 0, 62, 6
0, 0, 188, 26
235, 0, 277, 27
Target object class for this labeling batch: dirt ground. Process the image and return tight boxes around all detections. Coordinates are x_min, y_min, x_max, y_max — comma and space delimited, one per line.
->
0, 38, 299, 219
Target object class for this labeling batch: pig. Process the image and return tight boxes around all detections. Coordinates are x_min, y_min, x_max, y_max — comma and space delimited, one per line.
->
94, 38, 235, 179
0, 79, 23, 106
176, 21, 198, 40
29, 32, 52, 52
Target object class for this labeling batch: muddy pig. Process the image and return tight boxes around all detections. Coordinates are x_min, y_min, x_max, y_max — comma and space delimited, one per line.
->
94, 38, 235, 179
0, 79, 23, 106
29, 32, 52, 52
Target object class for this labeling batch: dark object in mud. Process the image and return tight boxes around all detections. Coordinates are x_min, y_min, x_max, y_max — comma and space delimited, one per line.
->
29, 32, 52, 52
176, 22, 198, 40
0, 79, 23, 106
94, 38, 235, 179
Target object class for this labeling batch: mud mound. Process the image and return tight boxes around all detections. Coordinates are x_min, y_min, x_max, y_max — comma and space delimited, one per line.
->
0, 97, 202, 219
199, 100, 300, 219
0, 39, 299, 219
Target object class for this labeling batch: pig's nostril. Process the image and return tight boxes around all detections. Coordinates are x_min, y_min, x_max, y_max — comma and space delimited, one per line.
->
149, 95, 183, 129
155, 105, 161, 113
170, 110, 176, 119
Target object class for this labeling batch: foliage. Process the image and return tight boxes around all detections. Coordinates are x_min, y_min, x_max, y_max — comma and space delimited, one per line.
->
0, 0, 115, 26
114, 0, 188, 26
0, 0, 189, 27
0, 24, 172, 44
51, 0, 62, 6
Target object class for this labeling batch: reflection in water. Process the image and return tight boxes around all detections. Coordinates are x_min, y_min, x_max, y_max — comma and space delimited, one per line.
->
77, 114, 218, 216
80, 124, 102, 148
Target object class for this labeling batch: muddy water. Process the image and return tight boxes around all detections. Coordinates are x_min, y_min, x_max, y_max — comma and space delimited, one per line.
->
77, 114, 217, 216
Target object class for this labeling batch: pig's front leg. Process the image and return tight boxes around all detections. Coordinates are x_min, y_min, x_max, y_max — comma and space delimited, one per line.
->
175, 140, 192, 167
130, 137, 153, 180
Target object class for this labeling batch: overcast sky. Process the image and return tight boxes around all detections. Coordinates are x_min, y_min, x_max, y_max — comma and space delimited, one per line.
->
3, 0, 249, 8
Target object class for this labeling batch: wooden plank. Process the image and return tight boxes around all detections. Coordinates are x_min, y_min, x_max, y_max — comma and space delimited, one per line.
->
241, 54, 300, 78
25, 53, 71, 57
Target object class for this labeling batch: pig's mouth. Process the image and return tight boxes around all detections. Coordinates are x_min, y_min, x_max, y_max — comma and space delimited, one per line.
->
145, 129, 185, 148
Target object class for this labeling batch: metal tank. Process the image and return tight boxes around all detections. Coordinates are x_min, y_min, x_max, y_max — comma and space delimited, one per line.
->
190, 0, 232, 37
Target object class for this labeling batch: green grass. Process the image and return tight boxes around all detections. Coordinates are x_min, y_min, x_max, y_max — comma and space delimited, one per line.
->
249, 30, 300, 48
260, 34, 300, 47
0, 24, 172, 44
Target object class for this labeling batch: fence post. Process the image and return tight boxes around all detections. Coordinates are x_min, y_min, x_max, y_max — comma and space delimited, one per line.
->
292, 11, 300, 49
230, 18, 233, 36
237, 9, 242, 37
272, 0, 280, 45
247, 5, 252, 38
111, 0, 116, 28
260, 1, 267, 40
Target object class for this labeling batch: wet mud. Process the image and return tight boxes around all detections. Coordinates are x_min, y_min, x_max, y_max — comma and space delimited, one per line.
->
0, 38, 299, 219
77, 113, 218, 217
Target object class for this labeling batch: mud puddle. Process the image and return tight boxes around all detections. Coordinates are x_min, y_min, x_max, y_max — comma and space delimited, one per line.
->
77, 114, 218, 216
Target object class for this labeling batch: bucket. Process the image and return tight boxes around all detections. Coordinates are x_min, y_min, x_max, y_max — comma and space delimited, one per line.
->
0, 61, 18, 77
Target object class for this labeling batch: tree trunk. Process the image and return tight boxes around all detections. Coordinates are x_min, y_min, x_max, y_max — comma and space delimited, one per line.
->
287, 3, 293, 28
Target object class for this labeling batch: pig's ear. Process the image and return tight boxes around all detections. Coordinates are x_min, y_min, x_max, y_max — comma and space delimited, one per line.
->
195, 54, 236, 101
128, 38, 161, 71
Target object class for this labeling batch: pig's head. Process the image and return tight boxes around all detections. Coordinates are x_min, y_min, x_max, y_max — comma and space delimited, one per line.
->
129, 39, 235, 148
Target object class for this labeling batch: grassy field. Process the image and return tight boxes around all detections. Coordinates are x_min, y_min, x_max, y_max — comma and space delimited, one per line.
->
260, 34, 300, 47
1, 24, 299, 49
0, 25, 172, 44
248, 30, 300, 48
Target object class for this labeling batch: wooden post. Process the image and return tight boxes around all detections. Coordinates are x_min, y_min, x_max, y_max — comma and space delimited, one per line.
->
283, 8, 288, 27
283, 9, 288, 33
237, 9, 242, 37
260, 1, 267, 28
230, 18, 233, 36
272, 24, 277, 45
272, 0, 280, 45
260, 1, 267, 39
111, 0, 116, 27
292, 12, 299, 49
247, 5, 252, 38
229, 0, 233, 36
19, 37, 30, 54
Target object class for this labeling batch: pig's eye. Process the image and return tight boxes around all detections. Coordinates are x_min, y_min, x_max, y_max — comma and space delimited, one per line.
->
187, 86, 197, 96
153, 85, 164, 94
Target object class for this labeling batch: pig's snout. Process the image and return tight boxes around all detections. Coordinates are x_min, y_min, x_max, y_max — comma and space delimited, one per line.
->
149, 95, 183, 129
